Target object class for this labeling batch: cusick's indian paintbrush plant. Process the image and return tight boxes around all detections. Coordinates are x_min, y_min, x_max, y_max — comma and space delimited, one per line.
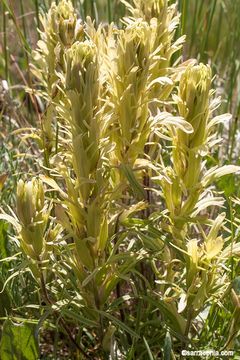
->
0, 0, 240, 359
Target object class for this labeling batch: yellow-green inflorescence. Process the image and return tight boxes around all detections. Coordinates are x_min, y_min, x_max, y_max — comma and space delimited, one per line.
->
16, 178, 50, 260
162, 64, 212, 228
109, 19, 151, 165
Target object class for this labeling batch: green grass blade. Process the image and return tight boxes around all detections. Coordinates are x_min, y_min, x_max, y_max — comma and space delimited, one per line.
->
143, 337, 155, 360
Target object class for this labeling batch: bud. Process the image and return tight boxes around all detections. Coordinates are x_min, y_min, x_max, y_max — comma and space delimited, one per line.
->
16, 179, 44, 226
118, 20, 150, 81
131, 0, 166, 21
178, 64, 212, 147
65, 40, 97, 93
16, 178, 49, 259
57, 0, 74, 20
50, 0, 83, 46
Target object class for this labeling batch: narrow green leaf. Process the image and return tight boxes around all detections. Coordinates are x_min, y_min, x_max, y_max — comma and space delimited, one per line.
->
120, 164, 145, 200
143, 337, 155, 360
163, 331, 172, 360
61, 309, 98, 328
97, 310, 140, 339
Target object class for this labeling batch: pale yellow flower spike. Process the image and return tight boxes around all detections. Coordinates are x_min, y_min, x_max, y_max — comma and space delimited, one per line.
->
16, 178, 49, 260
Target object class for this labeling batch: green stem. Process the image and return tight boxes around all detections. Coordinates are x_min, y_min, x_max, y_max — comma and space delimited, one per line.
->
107, 0, 112, 23
20, 0, 27, 40
34, 0, 40, 36
201, 0, 217, 62
2, 3, 9, 82
181, 0, 187, 36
